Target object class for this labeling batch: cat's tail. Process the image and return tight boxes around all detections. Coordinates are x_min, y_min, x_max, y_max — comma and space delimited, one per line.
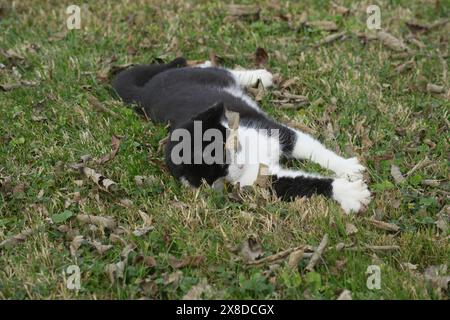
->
112, 57, 186, 105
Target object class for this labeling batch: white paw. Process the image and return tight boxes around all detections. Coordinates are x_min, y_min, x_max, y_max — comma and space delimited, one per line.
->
197, 60, 213, 68
255, 69, 273, 88
332, 178, 371, 214
334, 157, 365, 181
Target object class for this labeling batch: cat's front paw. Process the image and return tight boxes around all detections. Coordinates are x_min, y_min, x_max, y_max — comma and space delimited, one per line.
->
255, 69, 273, 88
334, 157, 365, 181
332, 178, 371, 214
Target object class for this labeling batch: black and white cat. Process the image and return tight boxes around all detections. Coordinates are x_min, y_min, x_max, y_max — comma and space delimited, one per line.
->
112, 57, 370, 213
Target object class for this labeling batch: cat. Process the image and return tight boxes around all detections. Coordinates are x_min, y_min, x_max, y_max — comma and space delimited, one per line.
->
112, 57, 371, 213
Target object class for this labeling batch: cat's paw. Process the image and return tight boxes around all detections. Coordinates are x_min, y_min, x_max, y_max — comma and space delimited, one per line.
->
332, 178, 371, 214
334, 157, 366, 181
197, 60, 213, 68
255, 69, 273, 88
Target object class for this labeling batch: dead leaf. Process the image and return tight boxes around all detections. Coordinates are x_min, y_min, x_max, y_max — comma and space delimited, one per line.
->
287, 249, 304, 268
105, 260, 125, 284
345, 223, 358, 235
0, 227, 33, 248
132, 226, 154, 237
240, 236, 264, 263
281, 77, 299, 89
314, 32, 346, 47
254, 47, 268, 67
435, 218, 448, 234
135, 255, 157, 268
306, 21, 338, 31
390, 164, 406, 184
405, 20, 430, 32
367, 219, 400, 232
95, 135, 122, 165
70, 235, 84, 257
120, 244, 135, 260
226, 4, 260, 21
138, 210, 153, 226
395, 59, 414, 73
377, 31, 409, 52
86, 94, 117, 117
169, 255, 205, 269
31, 115, 47, 122
80, 167, 119, 193
337, 289, 352, 300
426, 83, 445, 94
164, 270, 183, 285
183, 278, 212, 300
331, 2, 350, 15
88, 240, 113, 254
424, 265, 450, 292
0, 80, 38, 91
76, 214, 116, 230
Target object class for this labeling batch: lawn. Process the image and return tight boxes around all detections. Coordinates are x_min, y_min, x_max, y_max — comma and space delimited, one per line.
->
0, 0, 448, 299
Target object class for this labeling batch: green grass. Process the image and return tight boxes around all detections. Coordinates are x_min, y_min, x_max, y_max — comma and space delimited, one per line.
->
0, 0, 449, 299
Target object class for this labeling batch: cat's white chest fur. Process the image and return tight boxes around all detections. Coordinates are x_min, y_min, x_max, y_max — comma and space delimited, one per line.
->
226, 126, 281, 186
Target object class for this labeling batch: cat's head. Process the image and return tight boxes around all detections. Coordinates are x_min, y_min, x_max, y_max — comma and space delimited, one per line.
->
165, 102, 229, 187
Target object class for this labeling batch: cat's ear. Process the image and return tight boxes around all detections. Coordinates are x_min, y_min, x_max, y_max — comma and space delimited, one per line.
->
192, 102, 224, 123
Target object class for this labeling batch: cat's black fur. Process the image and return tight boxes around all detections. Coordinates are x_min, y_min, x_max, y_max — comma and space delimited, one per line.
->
112, 58, 333, 198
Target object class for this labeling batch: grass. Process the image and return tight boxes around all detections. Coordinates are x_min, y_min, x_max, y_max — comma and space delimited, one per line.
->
0, 0, 449, 299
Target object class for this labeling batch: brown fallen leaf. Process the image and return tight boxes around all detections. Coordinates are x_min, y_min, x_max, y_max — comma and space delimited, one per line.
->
105, 260, 125, 284
80, 167, 119, 193
246, 245, 313, 266
426, 83, 445, 94
164, 270, 183, 285
134, 175, 157, 187
337, 289, 352, 300
86, 94, 118, 117
424, 265, 450, 293
390, 164, 406, 184
254, 47, 268, 67
70, 235, 84, 257
0, 80, 38, 91
377, 31, 409, 52
345, 223, 358, 236
240, 236, 264, 263
135, 255, 157, 268
395, 59, 414, 73
306, 21, 338, 31
132, 226, 154, 237
331, 2, 350, 15
169, 255, 205, 269
95, 135, 122, 165
88, 240, 113, 255
31, 115, 47, 122
0, 227, 33, 248
183, 278, 212, 300
287, 249, 304, 268
281, 77, 299, 89
226, 4, 260, 21
314, 32, 346, 47
76, 214, 116, 230
405, 20, 430, 32
366, 219, 400, 232
138, 210, 153, 226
